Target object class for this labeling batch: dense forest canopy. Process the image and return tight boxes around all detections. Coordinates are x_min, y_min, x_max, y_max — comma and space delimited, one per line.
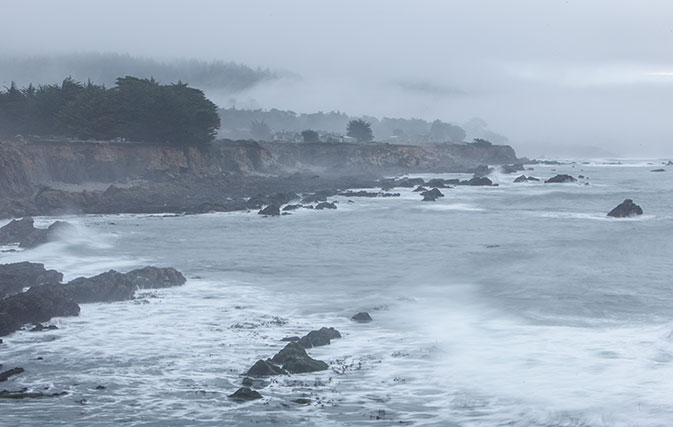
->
0, 53, 277, 93
0, 76, 220, 145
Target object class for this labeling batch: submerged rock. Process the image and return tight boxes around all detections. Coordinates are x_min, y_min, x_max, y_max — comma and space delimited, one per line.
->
229, 387, 262, 402
352, 312, 373, 323
544, 174, 577, 183
651, 168, 665, 172
315, 202, 337, 210
0, 388, 67, 399
283, 204, 302, 211
0, 367, 24, 382
246, 359, 287, 377
241, 377, 269, 388
607, 199, 643, 218
258, 204, 281, 216
0, 262, 63, 299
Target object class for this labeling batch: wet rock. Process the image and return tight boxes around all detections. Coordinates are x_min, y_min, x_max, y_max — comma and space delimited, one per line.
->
229, 387, 262, 402
607, 199, 643, 218
65, 271, 136, 304
0, 217, 35, 245
298, 327, 341, 348
412, 186, 428, 193
95, 385, 106, 390
281, 336, 300, 342
544, 174, 577, 183
283, 204, 302, 211
514, 175, 528, 183
421, 188, 444, 202
0, 262, 63, 299
29, 323, 58, 332
124, 266, 186, 289
471, 165, 493, 177
292, 398, 311, 405
0, 388, 67, 399
258, 204, 281, 216
246, 359, 287, 377
0, 367, 24, 382
527, 176, 540, 181
271, 342, 329, 374
462, 176, 493, 186
19, 221, 76, 249
339, 191, 400, 198
396, 177, 425, 188
0, 284, 80, 337
352, 312, 373, 323
315, 202, 337, 210
426, 179, 450, 188
302, 190, 338, 204
651, 168, 665, 172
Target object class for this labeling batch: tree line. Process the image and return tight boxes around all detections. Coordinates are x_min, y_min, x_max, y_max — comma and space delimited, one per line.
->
0, 76, 221, 145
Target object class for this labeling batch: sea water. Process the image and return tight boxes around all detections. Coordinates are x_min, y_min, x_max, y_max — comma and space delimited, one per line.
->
1, 160, 673, 426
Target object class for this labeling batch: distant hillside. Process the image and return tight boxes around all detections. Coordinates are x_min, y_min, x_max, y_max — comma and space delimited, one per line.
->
0, 53, 276, 93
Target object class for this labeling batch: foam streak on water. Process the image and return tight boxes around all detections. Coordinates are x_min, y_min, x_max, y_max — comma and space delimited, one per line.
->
1, 161, 673, 426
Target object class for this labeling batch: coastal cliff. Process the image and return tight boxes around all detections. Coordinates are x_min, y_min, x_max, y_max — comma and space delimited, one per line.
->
0, 138, 517, 217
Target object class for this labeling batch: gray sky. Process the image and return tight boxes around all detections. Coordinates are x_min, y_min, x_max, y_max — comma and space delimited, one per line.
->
2, 0, 673, 157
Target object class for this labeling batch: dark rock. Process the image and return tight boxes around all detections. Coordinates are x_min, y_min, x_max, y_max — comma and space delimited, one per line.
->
501, 163, 525, 174
283, 204, 302, 211
421, 188, 444, 202
0, 284, 80, 337
0, 367, 24, 382
302, 190, 337, 204
513, 175, 528, 183
95, 385, 106, 390
292, 398, 311, 405
527, 176, 540, 181
352, 312, 373, 323
19, 221, 76, 249
246, 359, 287, 377
0, 388, 67, 399
297, 327, 341, 348
339, 191, 400, 198
396, 177, 425, 188
0, 262, 63, 299
258, 204, 281, 216
607, 199, 643, 218
0, 217, 35, 245
282, 354, 328, 374
651, 169, 665, 172
412, 186, 428, 193
65, 271, 136, 304
472, 165, 493, 177
578, 175, 585, 179
229, 387, 262, 401
426, 179, 449, 188
315, 202, 337, 210
281, 336, 300, 342
544, 174, 577, 183
124, 266, 186, 289
462, 176, 493, 186
29, 323, 58, 332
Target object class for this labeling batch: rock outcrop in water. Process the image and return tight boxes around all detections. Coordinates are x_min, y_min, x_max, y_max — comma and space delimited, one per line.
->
0, 262, 63, 299
607, 199, 643, 218
229, 387, 262, 402
544, 174, 577, 184
0, 265, 186, 337
352, 312, 373, 323
297, 327, 342, 348
0, 217, 76, 248
258, 205, 281, 216
421, 188, 445, 201
270, 342, 328, 374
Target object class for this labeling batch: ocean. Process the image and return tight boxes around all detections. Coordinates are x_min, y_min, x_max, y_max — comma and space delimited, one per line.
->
2, 160, 673, 426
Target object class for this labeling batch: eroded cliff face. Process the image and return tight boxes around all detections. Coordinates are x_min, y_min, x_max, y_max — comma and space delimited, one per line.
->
0, 139, 516, 198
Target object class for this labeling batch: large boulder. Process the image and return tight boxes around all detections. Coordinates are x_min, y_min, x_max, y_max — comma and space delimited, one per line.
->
0, 262, 63, 299
607, 199, 643, 218
258, 205, 281, 216
0, 284, 80, 337
544, 174, 577, 184
270, 342, 328, 374
297, 327, 341, 348
0, 218, 35, 245
421, 188, 444, 202
246, 359, 287, 377
124, 266, 186, 289
65, 271, 136, 304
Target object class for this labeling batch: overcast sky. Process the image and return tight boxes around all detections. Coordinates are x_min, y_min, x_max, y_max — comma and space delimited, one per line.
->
2, 0, 673, 157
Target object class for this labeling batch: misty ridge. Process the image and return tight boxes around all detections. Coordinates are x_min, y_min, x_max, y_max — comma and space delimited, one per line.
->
0, 52, 277, 94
